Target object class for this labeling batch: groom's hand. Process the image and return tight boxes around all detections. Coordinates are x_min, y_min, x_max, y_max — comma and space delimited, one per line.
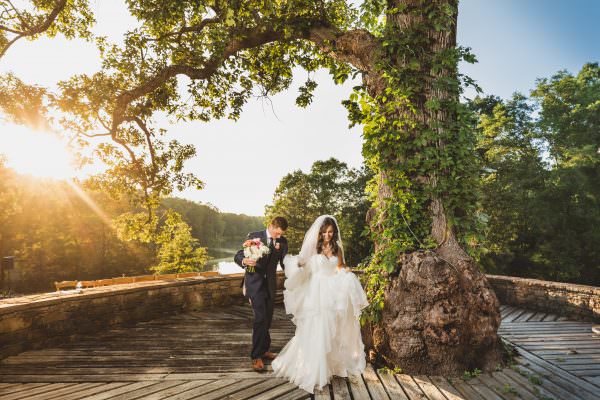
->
243, 258, 256, 267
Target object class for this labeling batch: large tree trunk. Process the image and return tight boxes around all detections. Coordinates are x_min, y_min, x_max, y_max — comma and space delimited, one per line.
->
361, 0, 504, 374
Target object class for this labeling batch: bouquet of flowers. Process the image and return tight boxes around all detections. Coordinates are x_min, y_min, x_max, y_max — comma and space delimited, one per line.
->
243, 238, 270, 273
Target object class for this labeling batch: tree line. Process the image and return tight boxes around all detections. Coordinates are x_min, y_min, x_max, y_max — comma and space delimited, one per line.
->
472, 63, 600, 286
0, 164, 263, 295
268, 64, 600, 287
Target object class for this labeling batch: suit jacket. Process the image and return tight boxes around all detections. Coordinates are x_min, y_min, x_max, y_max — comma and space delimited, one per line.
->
234, 230, 288, 300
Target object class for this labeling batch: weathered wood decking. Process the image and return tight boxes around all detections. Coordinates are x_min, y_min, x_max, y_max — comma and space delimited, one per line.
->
0, 304, 598, 399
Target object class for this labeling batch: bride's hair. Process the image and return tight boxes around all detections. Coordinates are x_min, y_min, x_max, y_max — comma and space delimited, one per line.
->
316, 217, 340, 255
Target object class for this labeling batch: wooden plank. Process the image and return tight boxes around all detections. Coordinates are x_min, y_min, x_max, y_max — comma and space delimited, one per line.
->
395, 374, 427, 399
502, 308, 527, 323
376, 370, 409, 400
347, 374, 371, 400
501, 331, 594, 338
153, 380, 237, 400
514, 310, 537, 322
545, 355, 600, 364
501, 367, 571, 400
0, 366, 264, 376
103, 381, 186, 400
510, 343, 600, 351
413, 375, 448, 400
541, 313, 559, 321
583, 376, 600, 387
1, 383, 78, 400
515, 345, 600, 395
73, 382, 162, 400
22, 383, 105, 400
126, 381, 213, 400
426, 376, 466, 400
500, 321, 588, 328
527, 312, 546, 322
53, 383, 133, 400
0, 383, 50, 395
362, 364, 389, 400
479, 372, 536, 400
249, 382, 299, 399
0, 383, 24, 392
466, 377, 504, 400
192, 378, 264, 400
570, 369, 600, 377
513, 355, 599, 400
501, 336, 594, 344
313, 386, 332, 400
331, 377, 351, 400
536, 348, 600, 356
560, 362, 600, 370
219, 378, 287, 400
501, 327, 591, 334
500, 333, 592, 339
270, 388, 310, 400
500, 306, 518, 319
0, 372, 265, 383
501, 322, 591, 330
499, 326, 590, 333
447, 378, 486, 400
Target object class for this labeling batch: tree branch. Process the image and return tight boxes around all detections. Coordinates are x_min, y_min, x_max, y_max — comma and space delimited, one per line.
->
127, 116, 157, 183
80, 132, 112, 138
0, 0, 68, 59
110, 19, 381, 131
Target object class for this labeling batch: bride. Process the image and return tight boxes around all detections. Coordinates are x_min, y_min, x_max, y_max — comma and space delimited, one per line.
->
271, 215, 369, 393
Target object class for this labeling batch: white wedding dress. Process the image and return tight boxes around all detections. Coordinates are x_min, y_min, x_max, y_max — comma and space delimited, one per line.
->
271, 252, 368, 393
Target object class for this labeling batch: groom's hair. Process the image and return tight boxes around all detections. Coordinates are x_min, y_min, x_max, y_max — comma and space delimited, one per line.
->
270, 216, 288, 231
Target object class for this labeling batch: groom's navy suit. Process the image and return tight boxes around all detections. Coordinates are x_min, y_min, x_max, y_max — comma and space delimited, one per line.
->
234, 230, 287, 359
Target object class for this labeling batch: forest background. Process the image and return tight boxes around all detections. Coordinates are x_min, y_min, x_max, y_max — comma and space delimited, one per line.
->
3, 61, 600, 296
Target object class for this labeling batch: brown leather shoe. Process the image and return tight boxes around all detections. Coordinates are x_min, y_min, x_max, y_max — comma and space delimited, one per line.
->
262, 351, 277, 360
252, 358, 264, 371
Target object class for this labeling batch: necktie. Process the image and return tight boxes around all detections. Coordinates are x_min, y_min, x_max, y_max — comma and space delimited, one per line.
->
269, 238, 274, 248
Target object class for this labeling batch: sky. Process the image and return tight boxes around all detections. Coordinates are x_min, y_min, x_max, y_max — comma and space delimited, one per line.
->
1, 0, 599, 216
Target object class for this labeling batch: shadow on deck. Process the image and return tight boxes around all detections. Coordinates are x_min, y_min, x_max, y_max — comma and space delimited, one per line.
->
0, 304, 599, 399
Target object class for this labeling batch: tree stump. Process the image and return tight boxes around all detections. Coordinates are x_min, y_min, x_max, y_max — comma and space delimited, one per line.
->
363, 249, 504, 375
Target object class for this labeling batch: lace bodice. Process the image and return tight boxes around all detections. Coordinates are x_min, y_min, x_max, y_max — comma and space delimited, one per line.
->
311, 254, 338, 276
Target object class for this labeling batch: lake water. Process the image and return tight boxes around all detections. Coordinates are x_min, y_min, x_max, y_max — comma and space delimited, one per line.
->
216, 261, 244, 274
213, 261, 283, 275
207, 249, 284, 275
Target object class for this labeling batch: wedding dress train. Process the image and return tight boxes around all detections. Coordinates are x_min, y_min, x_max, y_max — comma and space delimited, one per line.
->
271, 253, 368, 393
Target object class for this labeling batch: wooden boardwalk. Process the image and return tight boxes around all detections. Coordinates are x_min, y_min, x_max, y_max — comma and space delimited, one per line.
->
0, 304, 598, 399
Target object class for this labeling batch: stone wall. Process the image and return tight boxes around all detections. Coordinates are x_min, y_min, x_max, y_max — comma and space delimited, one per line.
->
2, 272, 598, 360
486, 274, 600, 322
0, 272, 285, 360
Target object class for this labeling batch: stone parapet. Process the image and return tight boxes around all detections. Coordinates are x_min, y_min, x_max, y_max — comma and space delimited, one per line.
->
0, 272, 285, 360
2, 272, 597, 360
486, 274, 600, 322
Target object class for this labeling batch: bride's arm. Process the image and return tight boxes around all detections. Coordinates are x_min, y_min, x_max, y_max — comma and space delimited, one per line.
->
337, 248, 346, 269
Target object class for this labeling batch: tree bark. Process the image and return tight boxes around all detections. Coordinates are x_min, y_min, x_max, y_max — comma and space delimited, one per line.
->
358, 0, 504, 374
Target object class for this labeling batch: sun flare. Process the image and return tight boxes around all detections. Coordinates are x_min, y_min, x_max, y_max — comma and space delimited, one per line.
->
1, 124, 79, 180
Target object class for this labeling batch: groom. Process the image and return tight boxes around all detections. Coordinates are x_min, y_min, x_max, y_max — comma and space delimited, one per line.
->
234, 216, 288, 372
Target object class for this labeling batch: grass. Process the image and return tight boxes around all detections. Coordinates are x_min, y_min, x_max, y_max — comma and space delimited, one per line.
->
462, 368, 482, 380
377, 366, 402, 374
501, 383, 518, 395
